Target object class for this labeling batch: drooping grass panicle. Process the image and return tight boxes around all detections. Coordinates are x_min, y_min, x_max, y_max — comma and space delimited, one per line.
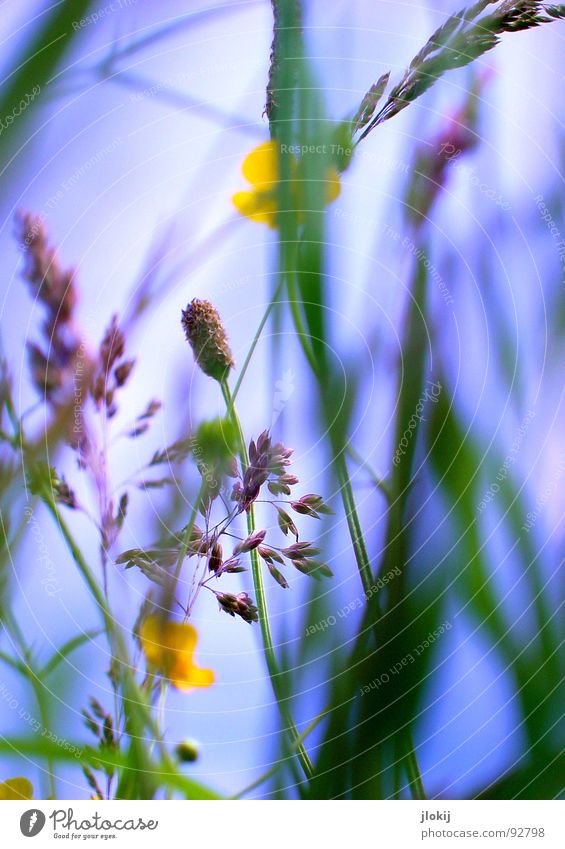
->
15, 212, 165, 588
16, 211, 83, 404
356, 1, 565, 141
117, 417, 333, 624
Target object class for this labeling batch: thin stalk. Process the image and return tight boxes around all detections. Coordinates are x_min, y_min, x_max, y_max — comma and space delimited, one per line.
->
220, 378, 313, 779
346, 445, 391, 503
286, 271, 319, 375
287, 269, 376, 597
171, 481, 206, 593
42, 497, 112, 631
333, 452, 373, 595
231, 277, 285, 403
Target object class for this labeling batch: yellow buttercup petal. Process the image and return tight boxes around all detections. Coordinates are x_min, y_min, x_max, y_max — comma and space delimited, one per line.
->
241, 140, 278, 187
172, 663, 215, 691
0, 777, 34, 800
141, 616, 197, 655
234, 141, 341, 227
140, 615, 214, 692
233, 190, 278, 228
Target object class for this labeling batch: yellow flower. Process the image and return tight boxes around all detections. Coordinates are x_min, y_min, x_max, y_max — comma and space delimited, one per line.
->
0, 777, 34, 800
233, 140, 341, 228
140, 616, 214, 692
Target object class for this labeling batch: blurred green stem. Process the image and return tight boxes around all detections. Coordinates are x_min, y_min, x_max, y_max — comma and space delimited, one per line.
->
40, 490, 180, 797
286, 272, 318, 374
2, 613, 56, 799
284, 240, 427, 801
286, 270, 375, 594
232, 704, 330, 798
221, 378, 314, 780
402, 730, 426, 800
268, 0, 425, 798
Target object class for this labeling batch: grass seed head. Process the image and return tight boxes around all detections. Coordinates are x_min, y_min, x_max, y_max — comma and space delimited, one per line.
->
181, 298, 235, 382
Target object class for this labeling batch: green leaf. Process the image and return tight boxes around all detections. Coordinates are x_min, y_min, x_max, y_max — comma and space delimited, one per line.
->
0, 737, 221, 800
41, 629, 104, 678
0, 649, 29, 679
427, 381, 562, 755
0, 1, 95, 170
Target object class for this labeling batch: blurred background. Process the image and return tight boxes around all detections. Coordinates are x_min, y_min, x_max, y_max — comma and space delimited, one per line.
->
0, 0, 563, 799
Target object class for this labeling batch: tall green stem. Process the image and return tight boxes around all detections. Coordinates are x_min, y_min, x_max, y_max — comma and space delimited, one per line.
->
265, 0, 425, 797
286, 258, 427, 799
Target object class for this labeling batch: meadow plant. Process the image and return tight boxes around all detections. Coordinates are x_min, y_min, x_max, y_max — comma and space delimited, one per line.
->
0, 0, 563, 801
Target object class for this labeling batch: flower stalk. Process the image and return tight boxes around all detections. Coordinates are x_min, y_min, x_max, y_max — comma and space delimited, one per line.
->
220, 378, 314, 779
